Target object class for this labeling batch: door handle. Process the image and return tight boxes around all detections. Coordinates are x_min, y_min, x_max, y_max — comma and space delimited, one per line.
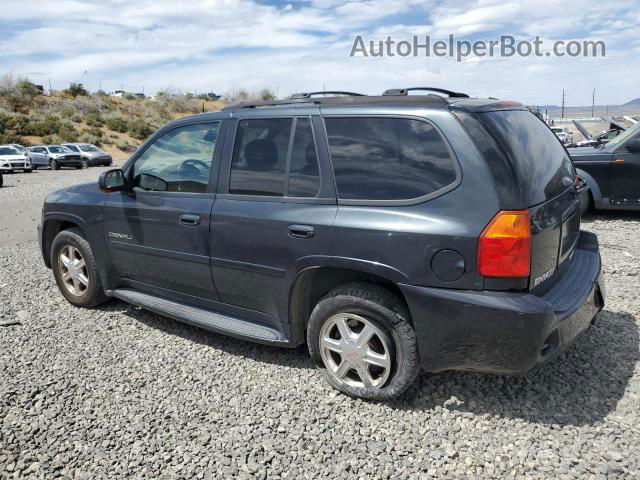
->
179, 214, 201, 226
288, 224, 315, 239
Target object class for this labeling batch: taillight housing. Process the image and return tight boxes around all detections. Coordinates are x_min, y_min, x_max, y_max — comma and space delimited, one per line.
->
478, 211, 531, 277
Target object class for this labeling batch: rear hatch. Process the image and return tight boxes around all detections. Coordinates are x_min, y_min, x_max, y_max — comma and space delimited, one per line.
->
461, 109, 580, 292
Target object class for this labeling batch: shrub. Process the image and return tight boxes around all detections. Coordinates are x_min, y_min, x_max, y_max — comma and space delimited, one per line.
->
104, 113, 129, 133
28, 115, 64, 136
16, 79, 41, 97
128, 118, 154, 140
79, 132, 101, 146
85, 126, 103, 139
42, 134, 64, 145
0, 132, 28, 145
65, 82, 89, 97
85, 113, 105, 127
115, 139, 137, 152
71, 114, 82, 123
0, 111, 30, 135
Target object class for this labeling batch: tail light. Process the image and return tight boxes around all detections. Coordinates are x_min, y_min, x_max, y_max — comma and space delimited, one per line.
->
478, 211, 531, 277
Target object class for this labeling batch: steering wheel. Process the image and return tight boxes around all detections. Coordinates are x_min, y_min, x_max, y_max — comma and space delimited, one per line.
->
181, 159, 208, 170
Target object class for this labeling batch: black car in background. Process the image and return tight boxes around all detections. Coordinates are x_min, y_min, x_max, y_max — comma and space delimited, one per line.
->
570, 122, 640, 212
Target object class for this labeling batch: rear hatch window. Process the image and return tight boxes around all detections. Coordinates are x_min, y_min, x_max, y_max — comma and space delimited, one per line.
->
474, 110, 575, 206
465, 109, 580, 292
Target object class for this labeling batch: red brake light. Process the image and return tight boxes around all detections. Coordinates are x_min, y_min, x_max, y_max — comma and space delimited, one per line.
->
478, 211, 531, 278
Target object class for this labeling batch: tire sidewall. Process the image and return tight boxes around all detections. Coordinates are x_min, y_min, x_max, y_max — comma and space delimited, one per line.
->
51, 230, 105, 308
308, 293, 415, 401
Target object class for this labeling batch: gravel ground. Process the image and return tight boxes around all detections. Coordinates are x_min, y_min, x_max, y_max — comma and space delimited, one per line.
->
1, 169, 639, 478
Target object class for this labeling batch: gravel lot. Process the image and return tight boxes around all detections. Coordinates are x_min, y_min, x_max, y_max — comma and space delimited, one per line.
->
1, 169, 639, 479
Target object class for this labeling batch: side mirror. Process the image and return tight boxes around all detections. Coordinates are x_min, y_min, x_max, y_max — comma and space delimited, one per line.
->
99, 169, 126, 192
137, 173, 168, 192
625, 139, 640, 154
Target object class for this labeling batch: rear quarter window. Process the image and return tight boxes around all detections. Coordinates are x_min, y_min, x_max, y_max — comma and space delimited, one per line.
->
325, 117, 459, 202
475, 110, 575, 205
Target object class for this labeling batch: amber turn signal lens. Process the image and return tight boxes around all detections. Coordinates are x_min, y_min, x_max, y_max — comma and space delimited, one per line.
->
478, 211, 531, 278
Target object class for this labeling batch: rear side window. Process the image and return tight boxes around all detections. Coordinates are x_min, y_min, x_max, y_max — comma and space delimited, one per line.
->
230, 118, 292, 196
325, 117, 458, 201
476, 110, 575, 205
288, 118, 320, 198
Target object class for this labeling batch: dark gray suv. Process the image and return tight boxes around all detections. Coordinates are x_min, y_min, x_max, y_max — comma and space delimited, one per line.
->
38, 89, 605, 400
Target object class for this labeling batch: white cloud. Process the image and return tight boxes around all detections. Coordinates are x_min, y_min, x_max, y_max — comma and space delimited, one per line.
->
0, 0, 638, 105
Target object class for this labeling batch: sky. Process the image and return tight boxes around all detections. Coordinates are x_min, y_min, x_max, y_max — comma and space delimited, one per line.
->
1, 0, 639, 106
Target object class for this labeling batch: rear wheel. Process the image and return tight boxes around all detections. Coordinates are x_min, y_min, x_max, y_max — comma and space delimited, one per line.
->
307, 283, 419, 401
51, 228, 109, 308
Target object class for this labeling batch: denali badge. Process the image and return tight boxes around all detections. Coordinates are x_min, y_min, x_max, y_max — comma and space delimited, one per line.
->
533, 267, 555, 287
108, 232, 133, 240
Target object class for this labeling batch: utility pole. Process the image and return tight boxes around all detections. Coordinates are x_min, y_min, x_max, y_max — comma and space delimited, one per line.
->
561, 89, 566, 119
591, 88, 595, 118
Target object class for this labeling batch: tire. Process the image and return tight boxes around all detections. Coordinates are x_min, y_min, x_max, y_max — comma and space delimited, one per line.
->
579, 190, 593, 217
51, 228, 109, 308
50, 159, 59, 170
75, 165, 83, 170
307, 282, 419, 401
24, 169, 32, 173
0, 174, 3, 188
81, 159, 88, 169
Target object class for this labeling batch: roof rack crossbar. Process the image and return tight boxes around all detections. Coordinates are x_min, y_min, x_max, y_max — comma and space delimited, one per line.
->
289, 91, 365, 99
383, 87, 470, 98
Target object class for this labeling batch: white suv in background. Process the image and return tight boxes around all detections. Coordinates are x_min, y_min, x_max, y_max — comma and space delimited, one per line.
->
551, 127, 574, 145
0, 145, 33, 173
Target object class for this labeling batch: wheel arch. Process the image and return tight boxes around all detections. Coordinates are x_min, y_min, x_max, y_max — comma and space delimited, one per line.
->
288, 265, 411, 345
41, 214, 87, 268
575, 167, 602, 207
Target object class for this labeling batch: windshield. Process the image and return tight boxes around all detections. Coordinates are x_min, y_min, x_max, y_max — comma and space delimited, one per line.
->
0, 147, 19, 155
605, 123, 640, 150
48, 146, 67, 153
79, 145, 99, 152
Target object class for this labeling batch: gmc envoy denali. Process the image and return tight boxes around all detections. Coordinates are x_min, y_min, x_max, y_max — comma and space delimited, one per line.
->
39, 88, 605, 400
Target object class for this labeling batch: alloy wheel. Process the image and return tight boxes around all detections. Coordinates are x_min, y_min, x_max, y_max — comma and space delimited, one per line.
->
319, 313, 392, 389
58, 245, 90, 296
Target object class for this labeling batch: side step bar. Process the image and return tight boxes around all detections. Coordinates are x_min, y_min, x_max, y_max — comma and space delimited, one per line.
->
111, 289, 288, 345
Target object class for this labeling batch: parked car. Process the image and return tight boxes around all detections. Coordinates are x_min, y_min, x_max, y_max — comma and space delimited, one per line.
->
550, 127, 573, 145
7, 143, 27, 154
570, 121, 640, 213
0, 145, 33, 173
569, 120, 625, 148
62, 143, 113, 168
27, 145, 83, 170
39, 89, 604, 400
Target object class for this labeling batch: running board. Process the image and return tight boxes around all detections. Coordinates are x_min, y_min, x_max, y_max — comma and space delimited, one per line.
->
111, 289, 288, 345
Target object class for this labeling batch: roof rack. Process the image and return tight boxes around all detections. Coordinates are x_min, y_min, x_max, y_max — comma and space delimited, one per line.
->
289, 91, 365, 99
383, 87, 469, 98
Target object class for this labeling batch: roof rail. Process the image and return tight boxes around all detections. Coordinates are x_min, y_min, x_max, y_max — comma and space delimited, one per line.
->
289, 91, 365, 99
383, 87, 470, 98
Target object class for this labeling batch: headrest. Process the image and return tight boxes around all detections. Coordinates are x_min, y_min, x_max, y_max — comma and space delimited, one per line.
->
245, 139, 277, 170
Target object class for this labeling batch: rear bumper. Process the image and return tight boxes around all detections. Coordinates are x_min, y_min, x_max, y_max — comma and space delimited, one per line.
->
400, 231, 605, 374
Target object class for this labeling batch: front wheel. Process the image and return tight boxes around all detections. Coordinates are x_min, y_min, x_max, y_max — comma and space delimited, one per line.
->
51, 228, 109, 308
307, 283, 419, 401
81, 159, 88, 169
50, 159, 59, 170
